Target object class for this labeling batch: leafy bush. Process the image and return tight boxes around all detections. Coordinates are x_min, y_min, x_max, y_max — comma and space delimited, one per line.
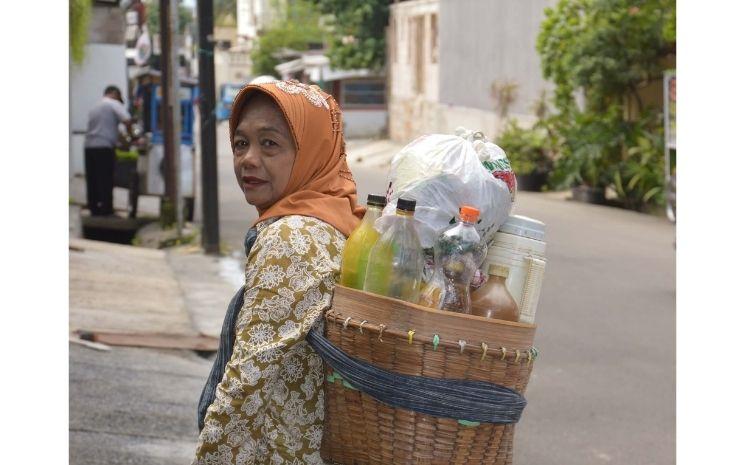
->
611, 115, 666, 210
497, 120, 554, 176
311, 0, 389, 70
549, 106, 625, 189
536, 0, 675, 208
250, 1, 326, 76
70, 0, 92, 64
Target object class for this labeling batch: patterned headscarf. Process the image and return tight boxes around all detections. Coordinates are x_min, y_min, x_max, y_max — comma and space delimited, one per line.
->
228, 80, 365, 237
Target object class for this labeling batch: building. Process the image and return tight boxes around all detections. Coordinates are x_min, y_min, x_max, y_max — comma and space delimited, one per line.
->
237, 0, 282, 47
274, 50, 388, 139
388, 0, 556, 142
214, 25, 253, 88
70, 1, 129, 177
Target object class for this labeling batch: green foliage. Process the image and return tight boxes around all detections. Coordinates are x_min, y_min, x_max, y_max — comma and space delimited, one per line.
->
497, 120, 554, 176
311, 0, 389, 70
612, 114, 666, 210
549, 106, 625, 188
250, 0, 326, 76
215, 0, 237, 26
70, 0, 92, 64
537, 0, 675, 114
536, 0, 675, 208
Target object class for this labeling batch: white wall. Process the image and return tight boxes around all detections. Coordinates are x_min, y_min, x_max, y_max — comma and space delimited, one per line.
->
388, 0, 440, 142
69, 44, 128, 176
438, 0, 556, 116
343, 110, 388, 139
389, 0, 439, 103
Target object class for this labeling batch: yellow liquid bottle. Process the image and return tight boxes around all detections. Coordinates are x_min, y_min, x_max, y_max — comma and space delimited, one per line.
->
364, 198, 424, 303
339, 194, 386, 289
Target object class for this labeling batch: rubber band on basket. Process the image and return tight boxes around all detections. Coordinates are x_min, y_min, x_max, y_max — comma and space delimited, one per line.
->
432, 334, 440, 351
500, 347, 507, 361
529, 347, 540, 364
359, 320, 367, 334
343, 317, 351, 330
458, 340, 467, 354
458, 419, 481, 427
514, 349, 521, 363
407, 330, 415, 344
481, 342, 488, 361
378, 324, 386, 342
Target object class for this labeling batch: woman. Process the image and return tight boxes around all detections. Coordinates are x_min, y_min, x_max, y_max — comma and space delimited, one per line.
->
193, 80, 364, 465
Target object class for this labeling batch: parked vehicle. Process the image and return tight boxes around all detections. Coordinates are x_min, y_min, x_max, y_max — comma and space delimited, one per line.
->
216, 83, 244, 121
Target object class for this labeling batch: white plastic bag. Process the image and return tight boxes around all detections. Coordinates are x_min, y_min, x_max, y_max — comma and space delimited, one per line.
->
378, 128, 515, 249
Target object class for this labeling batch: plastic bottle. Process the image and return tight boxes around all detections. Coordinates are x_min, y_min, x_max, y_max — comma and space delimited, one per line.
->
470, 264, 519, 321
339, 194, 387, 289
437, 206, 486, 313
418, 250, 447, 309
363, 198, 424, 303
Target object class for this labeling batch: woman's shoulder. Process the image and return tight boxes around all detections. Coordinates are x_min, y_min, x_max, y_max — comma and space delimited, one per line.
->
256, 215, 346, 255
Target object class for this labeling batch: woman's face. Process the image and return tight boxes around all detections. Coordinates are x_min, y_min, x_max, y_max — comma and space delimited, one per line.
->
232, 93, 296, 210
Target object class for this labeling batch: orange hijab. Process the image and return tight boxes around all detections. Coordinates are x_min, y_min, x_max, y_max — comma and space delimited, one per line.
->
229, 80, 365, 237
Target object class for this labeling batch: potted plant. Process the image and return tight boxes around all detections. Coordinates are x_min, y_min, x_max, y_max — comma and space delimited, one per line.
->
497, 120, 554, 192
549, 110, 625, 204
610, 116, 666, 212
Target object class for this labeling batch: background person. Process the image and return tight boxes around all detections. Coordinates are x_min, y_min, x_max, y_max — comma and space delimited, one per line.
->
83, 85, 133, 216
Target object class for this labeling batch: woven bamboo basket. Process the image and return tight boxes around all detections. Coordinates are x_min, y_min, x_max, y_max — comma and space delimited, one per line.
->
320, 285, 538, 465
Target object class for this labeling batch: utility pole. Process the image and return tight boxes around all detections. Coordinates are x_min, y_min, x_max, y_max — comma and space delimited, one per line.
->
159, 0, 183, 236
197, 0, 220, 254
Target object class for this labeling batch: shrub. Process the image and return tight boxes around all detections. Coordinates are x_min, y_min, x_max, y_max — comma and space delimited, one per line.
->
497, 120, 554, 177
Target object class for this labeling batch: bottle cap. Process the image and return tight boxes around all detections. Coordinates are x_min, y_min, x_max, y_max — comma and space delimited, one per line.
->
488, 264, 510, 278
396, 197, 416, 212
367, 194, 386, 208
460, 205, 480, 223
498, 215, 546, 241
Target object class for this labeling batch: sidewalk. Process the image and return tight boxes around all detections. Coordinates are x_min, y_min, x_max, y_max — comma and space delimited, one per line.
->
69, 233, 238, 464
345, 138, 406, 169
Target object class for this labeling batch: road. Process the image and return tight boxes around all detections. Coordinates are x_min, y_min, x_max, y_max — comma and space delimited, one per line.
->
214, 123, 675, 464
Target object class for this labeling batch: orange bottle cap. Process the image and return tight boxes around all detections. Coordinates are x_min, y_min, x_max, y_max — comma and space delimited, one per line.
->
460, 205, 480, 223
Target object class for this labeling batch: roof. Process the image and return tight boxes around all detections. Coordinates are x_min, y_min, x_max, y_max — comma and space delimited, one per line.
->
274, 51, 383, 83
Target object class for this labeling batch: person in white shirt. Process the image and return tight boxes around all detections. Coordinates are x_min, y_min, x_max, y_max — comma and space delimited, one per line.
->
84, 86, 133, 216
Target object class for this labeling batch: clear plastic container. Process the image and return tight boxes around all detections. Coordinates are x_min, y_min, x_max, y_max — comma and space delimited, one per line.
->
339, 194, 386, 290
437, 206, 486, 313
419, 250, 447, 309
363, 198, 424, 303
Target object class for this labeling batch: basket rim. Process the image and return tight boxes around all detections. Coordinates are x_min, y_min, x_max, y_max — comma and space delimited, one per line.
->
331, 285, 537, 350
334, 285, 537, 330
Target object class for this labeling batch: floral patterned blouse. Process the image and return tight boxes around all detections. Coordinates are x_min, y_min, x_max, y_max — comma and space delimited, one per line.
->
193, 215, 346, 465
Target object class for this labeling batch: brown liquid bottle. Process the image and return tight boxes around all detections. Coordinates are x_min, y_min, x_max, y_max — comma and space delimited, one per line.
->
470, 264, 520, 321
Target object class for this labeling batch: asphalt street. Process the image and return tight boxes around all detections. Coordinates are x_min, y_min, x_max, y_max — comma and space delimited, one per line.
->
214, 122, 675, 464
69, 344, 211, 465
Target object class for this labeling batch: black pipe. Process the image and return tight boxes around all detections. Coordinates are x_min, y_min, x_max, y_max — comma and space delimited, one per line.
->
197, 0, 220, 254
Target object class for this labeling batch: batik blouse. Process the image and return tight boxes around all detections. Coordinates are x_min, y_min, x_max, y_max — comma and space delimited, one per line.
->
193, 215, 346, 465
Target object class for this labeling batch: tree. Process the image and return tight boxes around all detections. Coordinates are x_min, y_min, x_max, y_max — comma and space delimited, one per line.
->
214, 0, 237, 26
538, 0, 675, 115
70, 0, 92, 64
250, 0, 325, 76
311, 0, 389, 70
536, 0, 675, 210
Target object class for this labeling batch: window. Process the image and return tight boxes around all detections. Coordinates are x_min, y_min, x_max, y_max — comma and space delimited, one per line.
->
431, 14, 439, 64
341, 80, 386, 107
391, 18, 397, 64
411, 16, 425, 94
